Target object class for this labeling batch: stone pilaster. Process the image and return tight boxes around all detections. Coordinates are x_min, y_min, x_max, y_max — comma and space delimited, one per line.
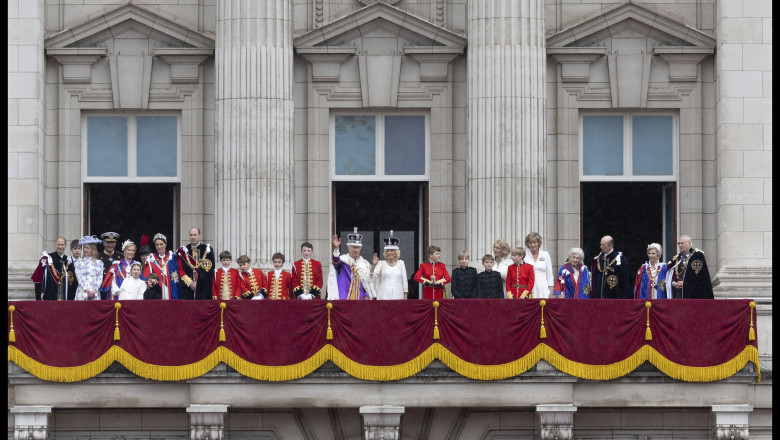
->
360, 405, 404, 440
11, 406, 52, 440
466, 0, 547, 254
187, 404, 228, 440
8, 0, 46, 298
536, 404, 576, 440
214, 0, 294, 266
711, 405, 751, 440
712, 0, 772, 298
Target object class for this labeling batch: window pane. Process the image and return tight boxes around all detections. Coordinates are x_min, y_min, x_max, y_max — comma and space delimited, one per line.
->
87, 116, 128, 177
583, 115, 623, 176
632, 116, 674, 176
384, 116, 426, 175
137, 116, 178, 177
335, 116, 376, 175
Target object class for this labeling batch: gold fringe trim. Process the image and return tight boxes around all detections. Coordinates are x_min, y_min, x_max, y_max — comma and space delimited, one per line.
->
8, 343, 761, 384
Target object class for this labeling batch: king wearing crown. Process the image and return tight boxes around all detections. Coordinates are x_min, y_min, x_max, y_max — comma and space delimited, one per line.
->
330, 228, 376, 300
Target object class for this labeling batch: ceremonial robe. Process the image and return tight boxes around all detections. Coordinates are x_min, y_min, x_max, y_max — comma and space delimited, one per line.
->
414, 262, 451, 300
213, 267, 241, 300
506, 262, 535, 299
554, 263, 591, 299
98, 250, 123, 299
590, 250, 631, 299
332, 252, 375, 300
266, 270, 293, 300
291, 258, 323, 299
634, 262, 669, 299
238, 268, 268, 299
476, 270, 504, 299
450, 266, 478, 299
664, 249, 713, 299
143, 251, 180, 300
177, 243, 215, 300
30, 251, 71, 301
101, 258, 134, 300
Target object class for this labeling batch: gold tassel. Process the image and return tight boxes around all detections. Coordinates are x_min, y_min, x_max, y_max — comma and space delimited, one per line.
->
645, 301, 652, 341
219, 302, 226, 342
433, 301, 440, 340
749, 301, 756, 341
8, 305, 16, 343
326, 303, 333, 340
113, 302, 121, 341
539, 300, 547, 339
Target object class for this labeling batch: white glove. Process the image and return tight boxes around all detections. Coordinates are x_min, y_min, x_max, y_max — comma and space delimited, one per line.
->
251, 295, 264, 300
300, 293, 314, 300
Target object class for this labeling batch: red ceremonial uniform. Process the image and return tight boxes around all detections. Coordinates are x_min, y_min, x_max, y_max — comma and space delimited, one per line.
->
212, 267, 241, 300
506, 262, 535, 299
291, 258, 323, 298
266, 270, 293, 300
413, 262, 451, 300
238, 268, 268, 299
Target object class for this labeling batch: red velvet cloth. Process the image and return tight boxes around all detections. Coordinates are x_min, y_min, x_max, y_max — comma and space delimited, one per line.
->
8, 299, 757, 372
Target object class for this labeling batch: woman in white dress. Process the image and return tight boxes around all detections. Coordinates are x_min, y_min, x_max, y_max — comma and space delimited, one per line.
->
370, 231, 408, 300
523, 232, 554, 299
116, 262, 147, 300
492, 239, 513, 281
74, 236, 105, 300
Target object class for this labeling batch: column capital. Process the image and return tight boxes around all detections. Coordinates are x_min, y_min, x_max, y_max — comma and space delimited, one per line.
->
11, 406, 53, 440
187, 404, 228, 440
359, 405, 405, 440
536, 404, 577, 440
711, 405, 752, 440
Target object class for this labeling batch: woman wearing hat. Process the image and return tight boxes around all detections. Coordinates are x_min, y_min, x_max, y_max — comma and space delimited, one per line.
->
370, 231, 409, 300
142, 233, 180, 300
74, 235, 105, 300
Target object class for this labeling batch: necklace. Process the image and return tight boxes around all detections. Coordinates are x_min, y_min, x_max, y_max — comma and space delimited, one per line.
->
595, 252, 618, 273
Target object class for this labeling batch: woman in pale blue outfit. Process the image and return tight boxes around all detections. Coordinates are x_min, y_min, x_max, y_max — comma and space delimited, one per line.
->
74, 235, 105, 300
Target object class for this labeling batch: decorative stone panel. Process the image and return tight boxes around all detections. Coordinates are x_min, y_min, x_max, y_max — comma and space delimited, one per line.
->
360, 406, 405, 440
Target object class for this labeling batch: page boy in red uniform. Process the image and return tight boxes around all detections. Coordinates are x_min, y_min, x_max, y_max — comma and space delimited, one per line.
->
213, 251, 241, 300
291, 242, 323, 299
266, 252, 293, 300
506, 247, 535, 299
236, 254, 268, 299
414, 245, 451, 300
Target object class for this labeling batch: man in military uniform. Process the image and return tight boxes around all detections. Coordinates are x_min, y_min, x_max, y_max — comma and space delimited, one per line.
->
665, 235, 713, 299
98, 232, 123, 300
590, 235, 631, 299
31, 237, 73, 300
176, 227, 215, 300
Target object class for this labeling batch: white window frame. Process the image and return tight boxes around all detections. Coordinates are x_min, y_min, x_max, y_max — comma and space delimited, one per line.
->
330, 111, 430, 181
579, 112, 678, 182
81, 112, 182, 183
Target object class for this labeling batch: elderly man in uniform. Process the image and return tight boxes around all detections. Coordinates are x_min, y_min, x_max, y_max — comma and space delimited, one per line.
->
31, 237, 73, 301
97, 232, 123, 299
665, 235, 713, 299
176, 227, 215, 300
590, 235, 631, 299
329, 228, 376, 300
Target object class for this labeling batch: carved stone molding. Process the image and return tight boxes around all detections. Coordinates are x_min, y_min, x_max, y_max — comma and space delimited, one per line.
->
187, 404, 228, 440
655, 46, 713, 82
11, 406, 52, 440
711, 405, 752, 440
404, 47, 462, 82
548, 47, 606, 83
298, 47, 356, 82
48, 48, 107, 84
536, 404, 577, 440
155, 48, 213, 83
358, 53, 402, 107
360, 406, 405, 440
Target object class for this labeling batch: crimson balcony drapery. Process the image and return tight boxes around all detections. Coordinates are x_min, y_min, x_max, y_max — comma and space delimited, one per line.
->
7, 299, 758, 383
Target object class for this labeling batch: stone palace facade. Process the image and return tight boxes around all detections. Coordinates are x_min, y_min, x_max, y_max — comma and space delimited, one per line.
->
7, 0, 772, 438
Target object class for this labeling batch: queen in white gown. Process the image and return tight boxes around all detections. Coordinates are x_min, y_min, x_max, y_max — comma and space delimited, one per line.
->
371, 231, 408, 300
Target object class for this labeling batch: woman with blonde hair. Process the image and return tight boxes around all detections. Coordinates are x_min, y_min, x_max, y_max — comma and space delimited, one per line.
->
371, 231, 408, 300
74, 235, 105, 300
492, 239, 513, 281
524, 232, 554, 299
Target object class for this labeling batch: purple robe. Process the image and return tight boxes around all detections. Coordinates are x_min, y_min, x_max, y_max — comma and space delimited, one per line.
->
332, 254, 371, 300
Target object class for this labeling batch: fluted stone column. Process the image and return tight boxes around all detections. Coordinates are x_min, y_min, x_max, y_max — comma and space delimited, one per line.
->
215, 0, 294, 265
466, 0, 546, 253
